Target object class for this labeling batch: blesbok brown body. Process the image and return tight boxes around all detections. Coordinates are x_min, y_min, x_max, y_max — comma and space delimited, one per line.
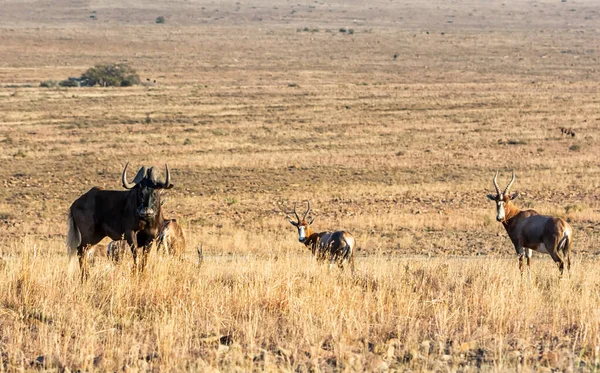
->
67, 163, 173, 280
487, 170, 573, 276
156, 219, 186, 258
286, 201, 356, 272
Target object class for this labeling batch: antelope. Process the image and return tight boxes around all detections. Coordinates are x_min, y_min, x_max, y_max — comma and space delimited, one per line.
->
487, 170, 573, 276
156, 219, 186, 258
285, 201, 356, 272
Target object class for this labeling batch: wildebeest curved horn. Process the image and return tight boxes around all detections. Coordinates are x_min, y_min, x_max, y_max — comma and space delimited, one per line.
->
504, 170, 516, 195
493, 170, 501, 196
122, 163, 147, 189
163, 164, 171, 188
122, 162, 136, 189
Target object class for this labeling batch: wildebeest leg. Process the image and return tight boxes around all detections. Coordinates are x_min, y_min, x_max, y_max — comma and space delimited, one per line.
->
125, 230, 139, 273
140, 246, 151, 272
525, 249, 532, 281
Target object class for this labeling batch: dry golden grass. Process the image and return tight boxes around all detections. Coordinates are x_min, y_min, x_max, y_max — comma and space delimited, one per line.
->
1, 0, 600, 370
1, 239, 600, 371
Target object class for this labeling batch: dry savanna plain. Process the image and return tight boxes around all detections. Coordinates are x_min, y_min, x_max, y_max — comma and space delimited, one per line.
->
1, 0, 600, 371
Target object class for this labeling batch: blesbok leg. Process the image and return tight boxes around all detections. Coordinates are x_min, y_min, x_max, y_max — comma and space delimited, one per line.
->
545, 236, 565, 276
525, 249, 532, 280
77, 244, 90, 282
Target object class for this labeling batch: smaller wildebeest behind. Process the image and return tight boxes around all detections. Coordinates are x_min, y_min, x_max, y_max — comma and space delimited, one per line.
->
67, 163, 173, 281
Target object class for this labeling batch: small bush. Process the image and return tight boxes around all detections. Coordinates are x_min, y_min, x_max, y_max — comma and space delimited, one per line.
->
339, 28, 347, 33
156, 16, 166, 24
183, 138, 192, 145
569, 144, 581, 152
81, 63, 140, 87
348, 29, 355, 34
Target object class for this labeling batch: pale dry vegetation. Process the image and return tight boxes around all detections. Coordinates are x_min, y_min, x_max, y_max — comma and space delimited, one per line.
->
1, 0, 600, 371
1, 239, 600, 371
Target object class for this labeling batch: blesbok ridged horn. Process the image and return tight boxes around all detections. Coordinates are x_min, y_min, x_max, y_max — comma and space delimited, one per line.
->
503, 170, 516, 195
293, 202, 300, 223
493, 170, 501, 196
302, 200, 311, 221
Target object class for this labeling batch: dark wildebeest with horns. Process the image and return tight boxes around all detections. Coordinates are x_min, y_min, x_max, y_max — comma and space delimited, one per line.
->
67, 163, 173, 280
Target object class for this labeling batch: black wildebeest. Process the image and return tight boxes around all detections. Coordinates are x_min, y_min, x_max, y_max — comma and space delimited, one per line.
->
67, 163, 173, 280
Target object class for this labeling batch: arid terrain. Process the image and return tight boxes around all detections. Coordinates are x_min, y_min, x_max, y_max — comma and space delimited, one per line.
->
1, 0, 600, 371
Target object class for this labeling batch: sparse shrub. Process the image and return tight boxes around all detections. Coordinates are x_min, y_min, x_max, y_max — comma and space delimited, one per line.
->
339, 27, 347, 33
2, 136, 13, 144
156, 16, 166, 24
348, 29, 355, 34
183, 138, 192, 145
40, 80, 59, 88
568, 144, 581, 152
13, 150, 26, 158
59, 79, 80, 87
565, 204, 583, 214
81, 63, 140, 87
145, 113, 152, 124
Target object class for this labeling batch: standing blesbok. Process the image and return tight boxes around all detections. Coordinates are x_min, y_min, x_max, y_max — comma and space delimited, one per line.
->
285, 201, 356, 272
156, 219, 186, 258
487, 170, 573, 276
67, 163, 173, 280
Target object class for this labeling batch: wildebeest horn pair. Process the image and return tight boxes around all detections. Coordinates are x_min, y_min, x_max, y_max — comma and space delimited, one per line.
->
122, 162, 171, 189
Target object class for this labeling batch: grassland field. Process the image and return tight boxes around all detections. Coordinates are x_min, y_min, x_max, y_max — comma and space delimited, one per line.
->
1, 0, 600, 371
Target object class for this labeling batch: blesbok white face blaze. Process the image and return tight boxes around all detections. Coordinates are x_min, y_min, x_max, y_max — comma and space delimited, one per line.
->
496, 199, 505, 222
298, 225, 307, 242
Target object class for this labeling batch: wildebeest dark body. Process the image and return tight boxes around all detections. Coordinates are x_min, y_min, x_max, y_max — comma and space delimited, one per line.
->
67, 163, 173, 280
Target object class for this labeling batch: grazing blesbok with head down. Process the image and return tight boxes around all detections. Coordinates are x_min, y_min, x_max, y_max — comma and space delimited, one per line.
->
156, 219, 186, 258
67, 163, 173, 280
286, 201, 356, 272
487, 170, 572, 276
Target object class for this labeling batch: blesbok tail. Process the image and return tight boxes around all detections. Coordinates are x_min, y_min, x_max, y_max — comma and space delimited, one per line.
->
66, 210, 81, 259
558, 228, 572, 272
341, 236, 356, 273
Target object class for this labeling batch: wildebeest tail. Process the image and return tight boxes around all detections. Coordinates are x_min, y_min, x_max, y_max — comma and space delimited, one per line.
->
66, 209, 81, 258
